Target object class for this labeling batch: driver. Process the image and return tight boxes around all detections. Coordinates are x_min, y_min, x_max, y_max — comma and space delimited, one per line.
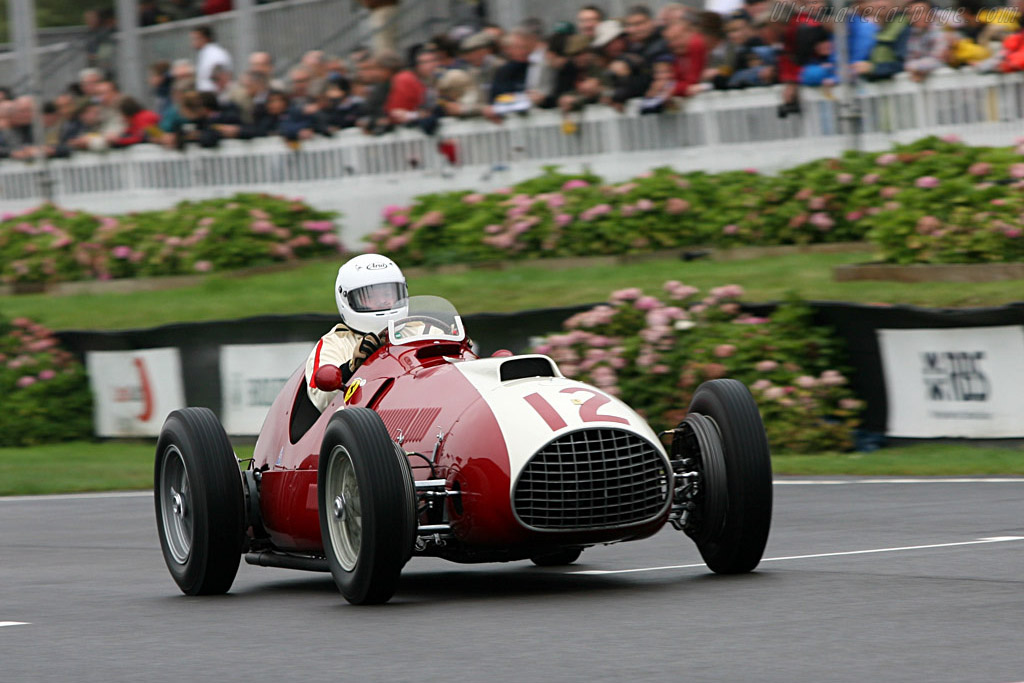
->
305, 254, 408, 411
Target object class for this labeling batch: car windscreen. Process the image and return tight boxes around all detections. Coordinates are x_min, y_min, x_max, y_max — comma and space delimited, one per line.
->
389, 295, 465, 345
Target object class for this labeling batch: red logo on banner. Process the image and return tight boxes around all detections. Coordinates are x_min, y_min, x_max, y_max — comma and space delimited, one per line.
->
134, 357, 154, 422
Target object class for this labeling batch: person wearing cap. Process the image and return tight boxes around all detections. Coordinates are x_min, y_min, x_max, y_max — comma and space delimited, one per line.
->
589, 19, 650, 109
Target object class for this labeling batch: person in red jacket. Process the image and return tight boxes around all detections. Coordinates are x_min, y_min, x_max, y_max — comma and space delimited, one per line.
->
113, 96, 161, 146
379, 51, 427, 125
202, 0, 232, 15
776, 0, 824, 116
664, 18, 708, 98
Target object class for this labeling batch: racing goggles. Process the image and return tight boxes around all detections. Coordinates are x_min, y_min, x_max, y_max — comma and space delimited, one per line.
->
347, 282, 408, 312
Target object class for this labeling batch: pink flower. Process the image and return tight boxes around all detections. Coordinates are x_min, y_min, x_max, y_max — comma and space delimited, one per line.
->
1010, 163, 1024, 179
875, 153, 898, 166
751, 379, 772, 391
381, 204, 403, 218
562, 179, 590, 190
795, 188, 814, 201
1003, 227, 1023, 238
51, 236, 73, 249
808, 196, 827, 210
836, 173, 854, 184
634, 295, 661, 311
16, 376, 36, 388
710, 284, 744, 299
542, 193, 566, 210
38, 369, 56, 381
249, 209, 270, 220
915, 176, 940, 189
880, 186, 900, 199
839, 398, 863, 411
665, 198, 690, 215
941, 133, 962, 143
845, 211, 863, 222
664, 281, 699, 300
385, 235, 410, 251
193, 260, 213, 272
112, 245, 133, 259
916, 216, 941, 234
250, 220, 274, 234
862, 173, 880, 184
484, 224, 503, 234
302, 220, 335, 232
636, 198, 654, 211
388, 213, 410, 228
621, 205, 637, 218
613, 182, 638, 195
763, 386, 786, 400
714, 344, 736, 358
610, 287, 643, 303
991, 198, 1007, 206
820, 370, 846, 386
810, 212, 834, 231
968, 162, 991, 177
417, 210, 444, 227
462, 193, 486, 204
317, 233, 340, 246
703, 363, 727, 379
289, 235, 313, 248
755, 360, 778, 372
795, 375, 817, 388
722, 224, 739, 235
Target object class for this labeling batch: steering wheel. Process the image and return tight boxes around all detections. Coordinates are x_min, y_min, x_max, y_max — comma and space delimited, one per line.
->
396, 315, 457, 337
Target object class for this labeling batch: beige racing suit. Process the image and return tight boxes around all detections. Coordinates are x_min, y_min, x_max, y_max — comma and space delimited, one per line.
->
305, 323, 372, 412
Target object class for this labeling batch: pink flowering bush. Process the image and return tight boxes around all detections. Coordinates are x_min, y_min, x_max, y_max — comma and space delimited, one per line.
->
0, 194, 342, 285
371, 137, 1024, 266
531, 284, 861, 453
0, 314, 91, 446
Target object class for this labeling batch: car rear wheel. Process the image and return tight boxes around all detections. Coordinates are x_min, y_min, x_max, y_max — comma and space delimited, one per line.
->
318, 407, 416, 605
530, 547, 583, 566
676, 379, 772, 574
154, 407, 245, 595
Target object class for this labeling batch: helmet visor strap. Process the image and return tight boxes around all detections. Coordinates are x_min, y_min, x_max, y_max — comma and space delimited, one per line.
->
347, 282, 408, 312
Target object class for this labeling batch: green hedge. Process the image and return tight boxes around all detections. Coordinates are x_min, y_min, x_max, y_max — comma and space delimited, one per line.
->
0, 194, 343, 285
368, 136, 1024, 266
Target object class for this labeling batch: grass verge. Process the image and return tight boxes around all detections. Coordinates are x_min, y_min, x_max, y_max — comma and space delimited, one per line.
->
2, 251, 1024, 331
2, 441, 1021, 497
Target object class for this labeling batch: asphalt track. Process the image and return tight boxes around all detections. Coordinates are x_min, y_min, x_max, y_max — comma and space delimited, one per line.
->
2, 477, 1023, 683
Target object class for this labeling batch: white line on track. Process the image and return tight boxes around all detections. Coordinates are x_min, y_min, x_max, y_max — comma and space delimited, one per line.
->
777, 478, 1024, 485
571, 536, 1024, 575
0, 491, 151, 503
0, 622, 30, 628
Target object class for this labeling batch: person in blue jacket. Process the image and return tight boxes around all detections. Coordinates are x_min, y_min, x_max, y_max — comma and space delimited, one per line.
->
800, 3, 879, 87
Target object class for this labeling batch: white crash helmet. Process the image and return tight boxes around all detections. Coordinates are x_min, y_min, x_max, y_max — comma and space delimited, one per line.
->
335, 254, 409, 334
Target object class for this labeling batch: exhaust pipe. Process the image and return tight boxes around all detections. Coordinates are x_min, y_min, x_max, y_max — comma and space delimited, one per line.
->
244, 551, 329, 573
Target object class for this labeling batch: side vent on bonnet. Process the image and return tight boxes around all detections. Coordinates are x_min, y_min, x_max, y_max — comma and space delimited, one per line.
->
500, 357, 556, 382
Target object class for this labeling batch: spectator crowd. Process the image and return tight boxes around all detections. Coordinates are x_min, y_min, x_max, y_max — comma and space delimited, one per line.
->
4, 0, 1024, 162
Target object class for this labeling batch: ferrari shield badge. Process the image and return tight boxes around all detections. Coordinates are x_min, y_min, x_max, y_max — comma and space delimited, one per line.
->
344, 378, 366, 404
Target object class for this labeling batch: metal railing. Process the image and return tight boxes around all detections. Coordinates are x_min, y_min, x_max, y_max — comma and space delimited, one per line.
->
0, 68, 1021, 203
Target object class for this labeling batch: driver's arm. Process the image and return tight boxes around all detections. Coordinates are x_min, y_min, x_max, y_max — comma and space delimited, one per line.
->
306, 330, 364, 411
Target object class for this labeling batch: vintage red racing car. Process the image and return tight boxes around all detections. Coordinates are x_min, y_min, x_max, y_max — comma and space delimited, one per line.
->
155, 296, 773, 604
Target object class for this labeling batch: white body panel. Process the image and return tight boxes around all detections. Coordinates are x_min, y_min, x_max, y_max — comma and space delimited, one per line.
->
452, 355, 668, 492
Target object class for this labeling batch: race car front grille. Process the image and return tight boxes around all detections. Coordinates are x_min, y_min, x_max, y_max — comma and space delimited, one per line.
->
512, 428, 669, 531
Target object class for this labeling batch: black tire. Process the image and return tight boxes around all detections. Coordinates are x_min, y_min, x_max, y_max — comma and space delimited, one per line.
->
154, 407, 245, 595
530, 547, 583, 567
318, 407, 416, 605
686, 379, 773, 574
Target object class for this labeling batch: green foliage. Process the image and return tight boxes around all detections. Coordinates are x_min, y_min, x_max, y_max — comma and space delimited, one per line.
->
0, 312, 92, 447
531, 283, 861, 454
0, 194, 343, 284
369, 136, 1024, 266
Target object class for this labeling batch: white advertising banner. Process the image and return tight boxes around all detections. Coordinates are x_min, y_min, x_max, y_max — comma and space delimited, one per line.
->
220, 343, 310, 435
877, 325, 1024, 438
86, 348, 186, 437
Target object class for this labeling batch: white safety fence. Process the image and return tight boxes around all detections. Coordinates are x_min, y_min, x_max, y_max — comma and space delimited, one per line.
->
2, 68, 1021, 200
